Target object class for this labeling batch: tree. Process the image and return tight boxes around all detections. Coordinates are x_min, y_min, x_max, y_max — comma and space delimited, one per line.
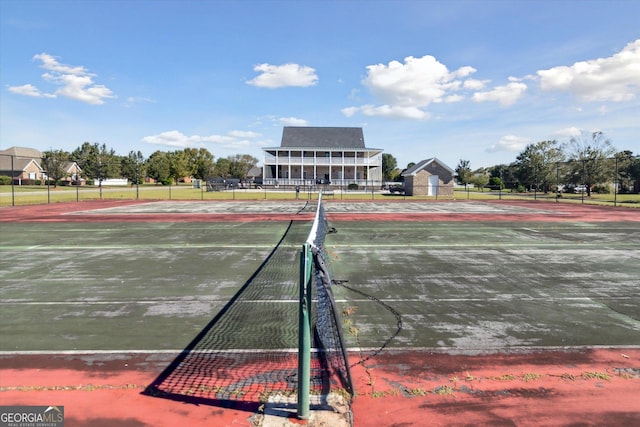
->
455, 159, 473, 188
471, 172, 489, 191
489, 164, 518, 190
71, 142, 119, 184
514, 140, 564, 192
184, 148, 215, 180
564, 131, 616, 196
146, 151, 172, 185
382, 153, 398, 182
213, 157, 231, 178
121, 151, 146, 185
41, 149, 71, 187
167, 150, 189, 184
614, 150, 640, 193
488, 176, 504, 190
227, 154, 259, 179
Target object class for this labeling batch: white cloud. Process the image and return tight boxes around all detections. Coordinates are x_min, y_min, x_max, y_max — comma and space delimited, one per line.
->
344, 55, 477, 119
142, 129, 262, 149
7, 83, 53, 98
246, 63, 318, 88
7, 53, 114, 105
445, 94, 464, 103
278, 117, 309, 126
463, 78, 488, 90
341, 107, 358, 118
228, 130, 261, 138
537, 39, 640, 102
34, 52, 86, 74
344, 104, 430, 120
455, 66, 477, 78
124, 96, 156, 107
554, 127, 583, 138
486, 134, 530, 153
472, 80, 527, 106
363, 55, 470, 108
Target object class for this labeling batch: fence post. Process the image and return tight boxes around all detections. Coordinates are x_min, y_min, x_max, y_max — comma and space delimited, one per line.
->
614, 157, 618, 207
297, 242, 312, 419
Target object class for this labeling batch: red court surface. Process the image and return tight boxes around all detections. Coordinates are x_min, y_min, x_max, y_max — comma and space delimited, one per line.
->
1, 349, 638, 426
1, 200, 639, 426
1, 199, 639, 223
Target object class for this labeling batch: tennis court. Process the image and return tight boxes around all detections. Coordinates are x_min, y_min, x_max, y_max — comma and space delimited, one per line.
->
1, 199, 639, 426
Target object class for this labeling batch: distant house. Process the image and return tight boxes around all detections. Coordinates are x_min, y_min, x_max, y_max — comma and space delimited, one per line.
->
246, 166, 262, 186
262, 127, 383, 187
0, 147, 45, 184
59, 162, 84, 185
401, 158, 454, 197
0, 146, 84, 185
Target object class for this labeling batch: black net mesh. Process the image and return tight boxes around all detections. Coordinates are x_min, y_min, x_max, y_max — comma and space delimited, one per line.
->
145, 196, 353, 407
308, 200, 354, 396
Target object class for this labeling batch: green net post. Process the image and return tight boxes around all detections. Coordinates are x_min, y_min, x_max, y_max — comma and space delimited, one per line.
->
297, 242, 312, 419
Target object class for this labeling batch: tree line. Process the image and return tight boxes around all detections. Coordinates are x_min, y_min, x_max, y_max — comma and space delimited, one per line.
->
27, 131, 640, 194
41, 143, 259, 186
379, 131, 638, 195
453, 132, 639, 195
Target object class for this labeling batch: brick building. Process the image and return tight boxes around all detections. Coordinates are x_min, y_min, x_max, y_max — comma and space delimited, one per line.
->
401, 158, 454, 197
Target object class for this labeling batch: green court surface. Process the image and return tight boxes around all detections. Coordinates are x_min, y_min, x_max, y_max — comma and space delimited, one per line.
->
1, 214, 638, 354
327, 221, 639, 349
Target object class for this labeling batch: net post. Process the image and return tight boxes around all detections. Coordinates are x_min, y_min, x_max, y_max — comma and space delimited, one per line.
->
297, 242, 312, 419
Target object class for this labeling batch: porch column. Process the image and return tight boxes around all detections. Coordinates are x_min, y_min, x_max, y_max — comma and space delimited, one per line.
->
353, 151, 358, 183
313, 150, 317, 182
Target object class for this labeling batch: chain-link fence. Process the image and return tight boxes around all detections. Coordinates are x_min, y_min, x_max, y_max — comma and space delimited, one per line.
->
453, 155, 640, 207
2, 154, 638, 207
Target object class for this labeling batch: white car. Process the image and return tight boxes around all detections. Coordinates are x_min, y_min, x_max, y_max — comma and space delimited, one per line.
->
574, 185, 587, 193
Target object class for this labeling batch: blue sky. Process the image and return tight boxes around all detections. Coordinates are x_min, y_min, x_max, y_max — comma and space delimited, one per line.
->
1, 0, 639, 170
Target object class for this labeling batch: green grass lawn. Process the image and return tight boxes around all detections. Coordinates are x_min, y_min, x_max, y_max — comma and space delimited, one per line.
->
1, 184, 639, 207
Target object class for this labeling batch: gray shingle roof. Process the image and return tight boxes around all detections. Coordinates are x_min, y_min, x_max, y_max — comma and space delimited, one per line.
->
0, 146, 43, 159
0, 157, 41, 173
281, 127, 366, 149
402, 158, 454, 176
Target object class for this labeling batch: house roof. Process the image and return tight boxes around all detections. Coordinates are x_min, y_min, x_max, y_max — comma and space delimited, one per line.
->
0, 157, 43, 174
246, 166, 262, 177
402, 157, 454, 176
280, 127, 367, 149
0, 146, 43, 159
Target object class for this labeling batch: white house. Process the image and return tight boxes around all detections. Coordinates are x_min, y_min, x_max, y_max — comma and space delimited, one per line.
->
262, 127, 383, 188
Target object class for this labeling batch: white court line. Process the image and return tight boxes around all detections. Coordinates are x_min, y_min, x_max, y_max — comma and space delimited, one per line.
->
2, 345, 638, 357
0, 349, 310, 356
0, 244, 279, 251
0, 300, 299, 305
521, 227, 540, 233
352, 345, 640, 353
0, 297, 607, 306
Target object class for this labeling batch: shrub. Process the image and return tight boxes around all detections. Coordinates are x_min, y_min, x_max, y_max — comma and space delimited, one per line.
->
347, 183, 359, 190
0, 175, 12, 185
592, 184, 611, 194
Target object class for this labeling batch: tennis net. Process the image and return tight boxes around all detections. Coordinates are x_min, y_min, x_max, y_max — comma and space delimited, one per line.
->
306, 194, 354, 396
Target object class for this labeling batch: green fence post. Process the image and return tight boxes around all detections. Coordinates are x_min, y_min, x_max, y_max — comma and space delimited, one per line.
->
297, 242, 312, 419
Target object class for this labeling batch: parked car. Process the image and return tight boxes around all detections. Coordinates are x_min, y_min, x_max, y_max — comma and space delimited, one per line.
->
389, 185, 405, 194
574, 185, 588, 193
